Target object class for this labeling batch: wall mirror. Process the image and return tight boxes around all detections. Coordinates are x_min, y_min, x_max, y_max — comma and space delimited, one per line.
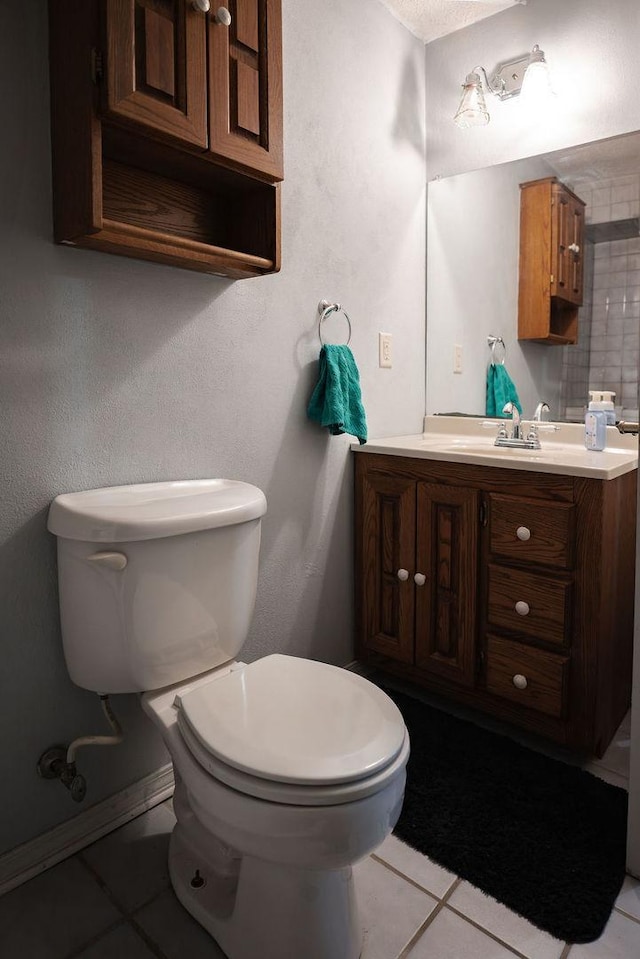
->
426, 130, 640, 423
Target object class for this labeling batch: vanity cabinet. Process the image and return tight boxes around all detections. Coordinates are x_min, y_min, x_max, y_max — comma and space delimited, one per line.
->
518, 177, 586, 345
48, 0, 283, 277
354, 453, 636, 756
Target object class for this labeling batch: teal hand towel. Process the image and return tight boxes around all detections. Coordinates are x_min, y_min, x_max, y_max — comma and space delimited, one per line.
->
486, 364, 522, 418
307, 344, 368, 444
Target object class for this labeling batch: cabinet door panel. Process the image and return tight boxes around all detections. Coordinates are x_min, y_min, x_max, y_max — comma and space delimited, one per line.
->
208, 0, 283, 180
359, 472, 416, 664
415, 483, 478, 686
104, 0, 207, 147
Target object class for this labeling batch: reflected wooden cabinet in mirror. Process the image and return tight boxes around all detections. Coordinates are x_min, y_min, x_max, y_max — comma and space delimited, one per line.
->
354, 452, 636, 757
518, 177, 586, 344
48, 0, 283, 278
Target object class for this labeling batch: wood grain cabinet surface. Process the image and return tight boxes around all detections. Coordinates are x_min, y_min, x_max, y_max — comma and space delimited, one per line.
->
518, 177, 586, 344
48, 0, 283, 277
354, 452, 636, 757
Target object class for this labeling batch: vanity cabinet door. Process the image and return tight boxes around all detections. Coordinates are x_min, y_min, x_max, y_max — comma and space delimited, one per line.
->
414, 483, 478, 687
103, 0, 208, 148
357, 470, 416, 664
551, 182, 584, 306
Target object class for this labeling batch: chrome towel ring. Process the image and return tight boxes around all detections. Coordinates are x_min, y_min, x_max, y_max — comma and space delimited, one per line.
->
487, 334, 506, 365
318, 299, 352, 347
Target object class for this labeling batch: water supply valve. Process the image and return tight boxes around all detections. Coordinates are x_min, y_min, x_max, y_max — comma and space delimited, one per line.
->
37, 745, 87, 803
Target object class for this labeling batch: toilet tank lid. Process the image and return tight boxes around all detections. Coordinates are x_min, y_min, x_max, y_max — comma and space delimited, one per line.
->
47, 479, 267, 542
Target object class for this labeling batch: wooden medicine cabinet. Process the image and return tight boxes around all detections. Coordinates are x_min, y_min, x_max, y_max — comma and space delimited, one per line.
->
518, 177, 586, 344
48, 0, 283, 278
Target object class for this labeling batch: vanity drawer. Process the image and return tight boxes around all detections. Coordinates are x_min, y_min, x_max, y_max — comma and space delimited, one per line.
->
485, 635, 568, 718
489, 496, 575, 569
487, 565, 571, 647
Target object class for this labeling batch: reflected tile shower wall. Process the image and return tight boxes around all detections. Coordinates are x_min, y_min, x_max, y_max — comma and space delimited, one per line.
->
560, 172, 640, 422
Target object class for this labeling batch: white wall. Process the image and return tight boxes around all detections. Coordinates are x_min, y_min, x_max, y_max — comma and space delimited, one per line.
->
425, 0, 640, 180
0, 0, 426, 853
426, 156, 563, 417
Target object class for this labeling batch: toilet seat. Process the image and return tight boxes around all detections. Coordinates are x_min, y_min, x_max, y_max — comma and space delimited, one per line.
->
174, 654, 408, 806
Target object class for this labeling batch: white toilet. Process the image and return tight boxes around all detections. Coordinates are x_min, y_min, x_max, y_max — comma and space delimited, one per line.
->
48, 479, 409, 959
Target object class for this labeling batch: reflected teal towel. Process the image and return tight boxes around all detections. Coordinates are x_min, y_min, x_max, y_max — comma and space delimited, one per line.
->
307, 345, 368, 444
486, 364, 522, 418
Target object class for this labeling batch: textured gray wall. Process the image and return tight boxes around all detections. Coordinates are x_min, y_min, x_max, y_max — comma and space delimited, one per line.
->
0, 0, 426, 853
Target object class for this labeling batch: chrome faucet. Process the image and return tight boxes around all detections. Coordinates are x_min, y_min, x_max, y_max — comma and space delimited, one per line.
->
494, 402, 541, 450
502, 402, 522, 440
533, 401, 550, 422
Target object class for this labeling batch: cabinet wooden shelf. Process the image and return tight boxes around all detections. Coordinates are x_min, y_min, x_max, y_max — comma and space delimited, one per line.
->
354, 452, 636, 757
518, 177, 586, 344
49, 0, 282, 278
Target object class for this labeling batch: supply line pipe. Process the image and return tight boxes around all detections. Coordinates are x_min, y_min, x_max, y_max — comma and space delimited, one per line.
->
66, 695, 124, 764
37, 695, 124, 802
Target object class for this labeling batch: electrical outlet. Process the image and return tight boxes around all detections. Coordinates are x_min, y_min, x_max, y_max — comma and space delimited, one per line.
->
453, 344, 463, 374
379, 332, 393, 368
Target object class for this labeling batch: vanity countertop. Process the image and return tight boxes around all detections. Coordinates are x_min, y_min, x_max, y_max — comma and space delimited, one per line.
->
352, 416, 638, 480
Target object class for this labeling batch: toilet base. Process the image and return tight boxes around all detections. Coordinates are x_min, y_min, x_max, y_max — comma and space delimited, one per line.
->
169, 822, 362, 959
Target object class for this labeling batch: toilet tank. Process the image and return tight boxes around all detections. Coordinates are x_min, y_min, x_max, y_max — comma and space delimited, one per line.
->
47, 480, 267, 693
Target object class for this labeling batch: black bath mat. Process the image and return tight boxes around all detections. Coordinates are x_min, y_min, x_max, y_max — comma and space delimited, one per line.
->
386, 687, 628, 943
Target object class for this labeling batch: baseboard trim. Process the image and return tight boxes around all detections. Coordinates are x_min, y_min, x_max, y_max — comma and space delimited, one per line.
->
0, 763, 174, 897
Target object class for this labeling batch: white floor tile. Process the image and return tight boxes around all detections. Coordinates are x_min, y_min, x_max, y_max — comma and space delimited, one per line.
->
405, 906, 519, 959
135, 887, 228, 959
614, 875, 640, 922
0, 856, 120, 959
355, 856, 437, 959
74, 922, 157, 958
448, 881, 565, 959
81, 801, 176, 912
374, 835, 457, 898
568, 909, 640, 957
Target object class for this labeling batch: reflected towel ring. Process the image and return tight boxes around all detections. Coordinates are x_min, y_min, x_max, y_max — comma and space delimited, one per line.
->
318, 299, 352, 346
487, 335, 506, 365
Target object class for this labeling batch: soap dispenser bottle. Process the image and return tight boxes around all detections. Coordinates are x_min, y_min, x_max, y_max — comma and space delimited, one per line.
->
585, 392, 607, 451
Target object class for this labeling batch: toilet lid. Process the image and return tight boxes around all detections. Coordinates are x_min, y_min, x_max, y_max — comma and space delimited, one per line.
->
175, 655, 406, 786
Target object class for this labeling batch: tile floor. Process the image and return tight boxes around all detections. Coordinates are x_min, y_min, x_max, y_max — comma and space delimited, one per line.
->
2, 685, 638, 959
1, 792, 639, 959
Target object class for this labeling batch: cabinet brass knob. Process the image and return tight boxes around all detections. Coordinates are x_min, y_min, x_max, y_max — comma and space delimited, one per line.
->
512, 674, 528, 690
214, 5, 232, 24
515, 600, 530, 616
414, 572, 426, 587
516, 526, 531, 542
396, 568, 409, 582
191, 0, 210, 12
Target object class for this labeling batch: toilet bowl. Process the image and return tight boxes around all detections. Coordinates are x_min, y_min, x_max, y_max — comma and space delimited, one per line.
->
48, 480, 410, 959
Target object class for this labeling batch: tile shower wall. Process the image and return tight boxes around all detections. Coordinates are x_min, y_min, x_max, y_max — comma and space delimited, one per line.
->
561, 174, 640, 421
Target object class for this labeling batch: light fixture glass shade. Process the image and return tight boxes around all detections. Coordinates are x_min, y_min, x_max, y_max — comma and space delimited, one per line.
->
520, 45, 554, 105
453, 72, 490, 128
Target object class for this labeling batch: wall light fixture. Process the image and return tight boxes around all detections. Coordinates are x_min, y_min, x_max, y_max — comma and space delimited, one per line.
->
453, 45, 552, 128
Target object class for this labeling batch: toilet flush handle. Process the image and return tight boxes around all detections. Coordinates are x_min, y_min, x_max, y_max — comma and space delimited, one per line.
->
86, 551, 128, 571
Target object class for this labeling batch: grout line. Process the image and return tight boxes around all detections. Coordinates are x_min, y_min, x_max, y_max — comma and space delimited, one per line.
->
560, 943, 573, 958
76, 852, 171, 919
126, 914, 172, 959
63, 919, 126, 959
395, 879, 462, 959
370, 852, 448, 901
614, 904, 640, 925
442, 903, 533, 959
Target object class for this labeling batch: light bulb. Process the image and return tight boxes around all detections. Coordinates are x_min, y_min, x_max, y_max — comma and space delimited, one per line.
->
520, 45, 554, 107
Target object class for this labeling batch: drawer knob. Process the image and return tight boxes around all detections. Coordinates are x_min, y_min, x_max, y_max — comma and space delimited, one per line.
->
414, 572, 426, 587
397, 568, 409, 582
191, 0, 210, 11
512, 674, 528, 690
516, 526, 531, 542
515, 600, 530, 616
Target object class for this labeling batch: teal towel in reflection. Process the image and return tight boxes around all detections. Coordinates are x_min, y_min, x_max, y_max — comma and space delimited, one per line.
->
486, 364, 522, 418
307, 345, 368, 444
